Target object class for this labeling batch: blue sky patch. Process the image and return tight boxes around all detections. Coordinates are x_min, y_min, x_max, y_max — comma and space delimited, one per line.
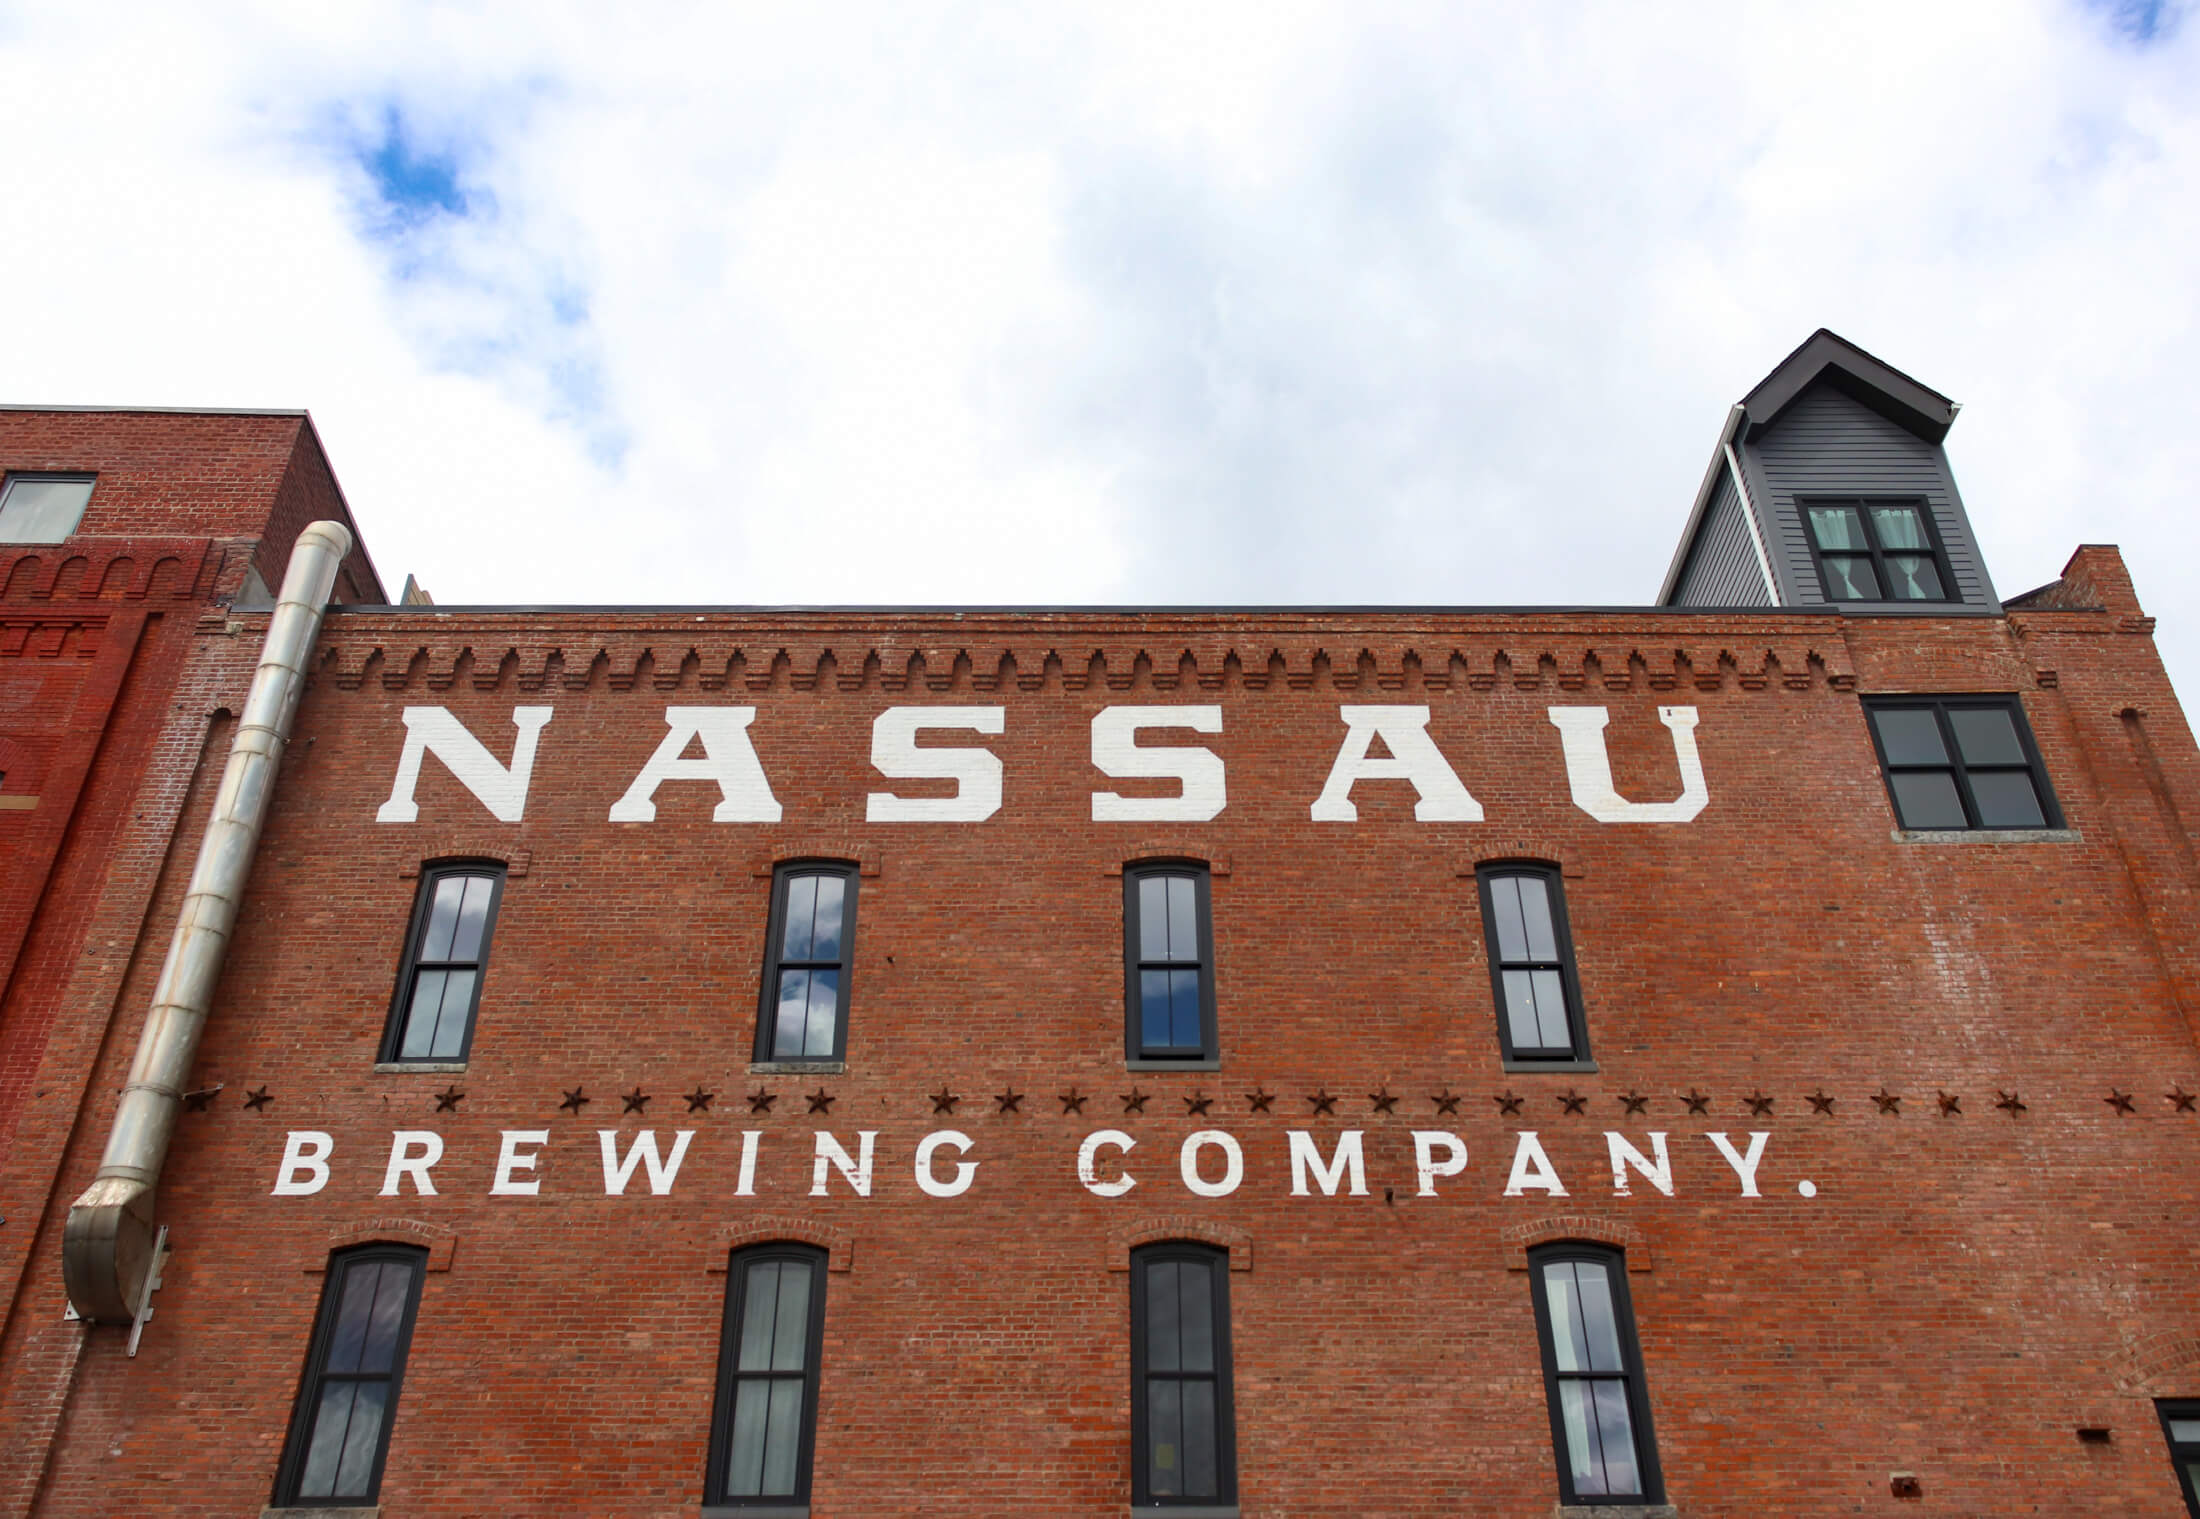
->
353, 103, 473, 227
2087, 0, 2181, 42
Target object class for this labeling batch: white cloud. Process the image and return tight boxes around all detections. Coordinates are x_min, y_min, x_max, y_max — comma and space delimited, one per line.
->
0, 0, 2194, 690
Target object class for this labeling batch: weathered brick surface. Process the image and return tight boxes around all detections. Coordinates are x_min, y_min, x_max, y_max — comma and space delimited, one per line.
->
6, 547, 2199, 1516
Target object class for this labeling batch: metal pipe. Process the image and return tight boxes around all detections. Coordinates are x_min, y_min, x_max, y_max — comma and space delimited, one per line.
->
63, 521, 352, 1324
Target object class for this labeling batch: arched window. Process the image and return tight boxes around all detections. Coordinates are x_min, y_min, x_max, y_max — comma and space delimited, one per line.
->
1124, 861, 1218, 1065
755, 863, 858, 1063
1526, 1241, 1662, 1505
273, 1244, 427, 1507
707, 1243, 830, 1506
1130, 1241, 1236, 1508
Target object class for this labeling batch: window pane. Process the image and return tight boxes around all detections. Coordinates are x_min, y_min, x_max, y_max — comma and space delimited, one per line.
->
1146, 1261, 1181, 1372
298, 1381, 359, 1499
1138, 876, 1169, 961
1544, 1262, 1587, 1372
331, 1381, 389, 1498
726, 1379, 770, 1495
1556, 1379, 1603, 1493
1883, 554, 1944, 600
1588, 1378, 1643, 1496
326, 1262, 384, 1373
1503, 970, 1545, 1051
738, 1264, 783, 1372
400, 973, 446, 1058
1181, 1379, 1219, 1499
1869, 504, 1929, 549
1140, 971, 1175, 1050
0, 478, 92, 542
2169, 1418, 2200, 1441
801, 969, 839, 1057
1822, 555, 1881, 599
420, 876, 466, 962
808, 875, 845, 960
1489, 876, 1529, 963
1807, 505, 1866, 550
761, 1377, 804, 1495
781, 875, 819, 960
774, 970, 811, 1055
447, 875, 494, 961
1531, 969, 1571, 1050
1176, 1262, 1214, 1372
1573, 1262, 1626, 1372
1514, 876, 1558, 962
1167, 877, 1198, 963
1872, 708, 1948, 766
429, 970, 475, 1058
769, 1263, 812, 1371
358, 1261, 415, 1374
1168, 969, 1202, 1049
1947, 706, 2025, 766
1148, 1378, 1183, 1496
1969, 770, 2046, 829
1890, 771, 1969, 830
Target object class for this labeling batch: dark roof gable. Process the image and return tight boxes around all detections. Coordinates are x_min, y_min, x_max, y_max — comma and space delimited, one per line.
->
1738, 328, 1958, 445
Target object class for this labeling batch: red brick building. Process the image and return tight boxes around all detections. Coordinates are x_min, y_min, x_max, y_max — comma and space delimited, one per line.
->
3, 335, 2200, 1516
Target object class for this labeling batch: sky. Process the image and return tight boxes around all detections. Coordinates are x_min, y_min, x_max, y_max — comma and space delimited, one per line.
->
0, 1, 2195, 694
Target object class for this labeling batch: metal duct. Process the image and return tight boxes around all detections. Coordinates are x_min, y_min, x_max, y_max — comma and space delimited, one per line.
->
62, 521, 352, 1324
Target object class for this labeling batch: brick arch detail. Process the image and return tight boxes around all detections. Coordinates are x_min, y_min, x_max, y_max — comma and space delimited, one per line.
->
1105, 846, 1231, 877
1105, 1215, 1252, 1273
1498, 1214, 1651, 1273
396, 840, 534, 879
308, 1216, 456, 1272
747, 839, 881, 878
708, 1216, 853, 1273
2116, 1333, 2200, 1395
1457, 843, 1583, 879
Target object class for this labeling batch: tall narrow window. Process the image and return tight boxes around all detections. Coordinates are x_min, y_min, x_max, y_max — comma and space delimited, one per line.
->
706, 1244, 828, 1508
1864, 695, 2062, 832
273, 1245, 426, 1508
381, 862, 505, 1064
1124, 862, 1218, 1064
2161, 1402, 2200, 1517
1802, 497, 1951, 602
756, 863, 857, 1063
1130, 1242, 1237, 1509
1528, 1243, 1662, 1506
1476, 863, 1590, 1066
0, 473, 93, 543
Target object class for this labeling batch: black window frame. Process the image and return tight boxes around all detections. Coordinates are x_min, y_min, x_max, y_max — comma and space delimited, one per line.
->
0, 471, 95, 544
378, 859, 507, 1065
704, 1242, 830, 1509
271, 1243, 428, 1509
754, 861, 859, 1064
1476, 861, 1592, 1068
1527, 1241, 1663, 1507
1863, 694, 2064, 833
1123, 860, 1220, 1066
2161, 1400, 2200, 1517
1798, 495, 1956, 604
1129, 1241, 1238, 1509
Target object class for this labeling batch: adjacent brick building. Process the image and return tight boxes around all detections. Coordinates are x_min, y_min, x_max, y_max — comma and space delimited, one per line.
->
2, 335, 2198, 1516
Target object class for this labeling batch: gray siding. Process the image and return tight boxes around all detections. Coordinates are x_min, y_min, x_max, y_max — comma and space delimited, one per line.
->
1742, 383, 1998, 610
1672, 467, 1771, 606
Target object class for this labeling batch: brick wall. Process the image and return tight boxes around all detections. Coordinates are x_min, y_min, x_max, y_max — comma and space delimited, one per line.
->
9, 577, 2200, 1516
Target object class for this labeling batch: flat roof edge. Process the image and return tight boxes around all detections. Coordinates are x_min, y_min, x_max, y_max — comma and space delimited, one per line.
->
0, 403, 310, 418
322, 601, 2011, 619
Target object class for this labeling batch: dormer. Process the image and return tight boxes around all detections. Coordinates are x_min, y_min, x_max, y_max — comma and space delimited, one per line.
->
1658, 330, 1999, 612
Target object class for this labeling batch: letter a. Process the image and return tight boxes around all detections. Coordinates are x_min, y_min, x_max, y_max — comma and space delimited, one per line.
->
1503, 1130, 1568, 1197
378, 706, 553, 823
1310, 706, 1481, 822
608, 708, 782, 822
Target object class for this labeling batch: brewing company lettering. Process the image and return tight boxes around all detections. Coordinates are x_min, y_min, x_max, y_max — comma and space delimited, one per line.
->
372, 704, 1712, 825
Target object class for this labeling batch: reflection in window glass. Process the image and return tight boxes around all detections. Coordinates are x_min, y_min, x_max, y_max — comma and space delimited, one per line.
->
278, 1249, 424, 1507
385, 866, 503, 1063
1532, 1246, 1659, 1506
1479, 865, 1586, 1063
758, 866, 857, 1062
0, 476, 93, 543
1866, 698, 2059, 833
1127, 865, 1215, 1061
711, 1248, 827, 1505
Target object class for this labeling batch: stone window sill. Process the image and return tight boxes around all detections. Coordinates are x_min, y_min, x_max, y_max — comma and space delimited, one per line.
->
1556, 1506, 1678, 1518
1133, 1507, 1239, 1518
749, 1060, 845, 1076
1893, 827, 2080, 845
1503, 1057, 1599, 1075
700, 1507, 807, 1518
373, 1061, 467, 1075
1126, 1057, 1222, 1073
264, 1508, 380, 1518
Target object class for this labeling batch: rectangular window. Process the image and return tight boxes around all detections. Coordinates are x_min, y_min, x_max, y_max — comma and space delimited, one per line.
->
1864, 695, 2062, 832
1124, 862, 1218, 1064
381, 862, 505, 1064
2162, 1402, 2200, 1517
706, 1244, 828, 1507
0, 473, 93, 543
273, 1246, 426, 1508
1802, 497, 1951, 602
1131, 1242, 1237, 1508
756, 863, 857, 1063
1528, 1243, 1662, 1506
1477, 863, 1590, 1065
